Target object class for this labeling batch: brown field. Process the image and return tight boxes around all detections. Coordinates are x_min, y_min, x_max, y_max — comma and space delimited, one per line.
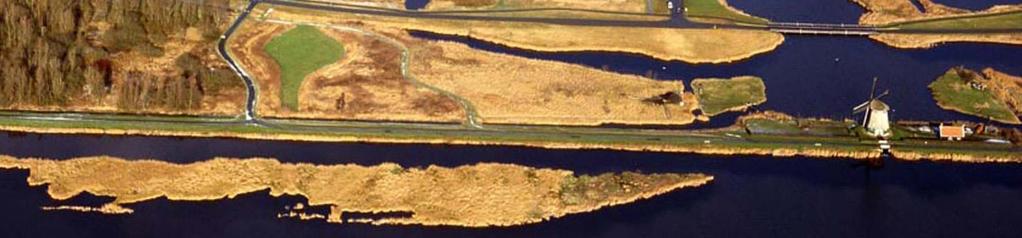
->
229, 20, 464, 122
851, 0, 1022, 48
982, 68, 1022, 117
328, 22, 703, 126
263, 6, 783, 63
408, 38, 700, 125
240, 8, 718, 126
427, 0, 649, 13
309, 0, 406, 9
869, 33, 1022, 48
0, 155, 712, 227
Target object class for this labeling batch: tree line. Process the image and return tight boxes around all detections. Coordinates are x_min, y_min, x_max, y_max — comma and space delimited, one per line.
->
0, 0, 240, 111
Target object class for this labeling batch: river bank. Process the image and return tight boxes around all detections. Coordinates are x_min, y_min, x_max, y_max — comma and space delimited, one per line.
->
1, 112, 1019, 164
851, 0, 1022, 48
0, 155, 711, 227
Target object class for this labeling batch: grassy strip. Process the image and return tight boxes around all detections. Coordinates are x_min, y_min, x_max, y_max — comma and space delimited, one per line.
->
891, 11, 1022, 30
3, 115, 1019, 160
691, 76, 767, 116
682, 0, 769, 24
929, 69, 1020, 124
264, 25, 345, 110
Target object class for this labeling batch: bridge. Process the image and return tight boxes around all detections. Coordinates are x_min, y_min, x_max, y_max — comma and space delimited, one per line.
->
766, 22, 881, 36
768, 21, 878, 35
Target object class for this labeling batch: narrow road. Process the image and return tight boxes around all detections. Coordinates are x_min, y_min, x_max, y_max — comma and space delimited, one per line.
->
218, 0, 260, 122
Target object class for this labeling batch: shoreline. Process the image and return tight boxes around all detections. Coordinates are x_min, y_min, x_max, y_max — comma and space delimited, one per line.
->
851, 0, 1022, 48
0, 156, 713, 227
931, 101, 1021, 125
265, 5, 786, 64
867, 34, 1022, 49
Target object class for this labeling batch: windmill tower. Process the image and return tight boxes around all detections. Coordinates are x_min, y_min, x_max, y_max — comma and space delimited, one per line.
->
852, 78, 892, 138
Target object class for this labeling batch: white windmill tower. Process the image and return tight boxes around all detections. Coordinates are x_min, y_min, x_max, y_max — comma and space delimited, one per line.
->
852, 78, 892, 138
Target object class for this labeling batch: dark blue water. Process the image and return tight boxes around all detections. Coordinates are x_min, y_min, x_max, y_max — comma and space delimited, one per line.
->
411, 31, 1022, 126
729, 0, 865, 23
729, 0, 1022, 23
3, 132, 1022, 237
406, 0, 431, 10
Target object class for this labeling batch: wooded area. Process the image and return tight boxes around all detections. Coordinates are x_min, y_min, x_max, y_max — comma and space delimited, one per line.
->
0, 0, 241, 112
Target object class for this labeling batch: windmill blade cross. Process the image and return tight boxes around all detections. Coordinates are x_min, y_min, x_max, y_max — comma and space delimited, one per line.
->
852, 100, 871, 114
874, 90, 890, 100
868, 77, 878, 99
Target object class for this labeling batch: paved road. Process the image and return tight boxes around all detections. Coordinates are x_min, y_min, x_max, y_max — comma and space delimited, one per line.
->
218, 0, 260, 122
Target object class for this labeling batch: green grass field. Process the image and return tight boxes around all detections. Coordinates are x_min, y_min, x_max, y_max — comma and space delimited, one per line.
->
264, 25, 344, 110
682, 0, 769, 24
691, 76, 767, 116
893, 11, 1022, 29
929, 69, 1020, 124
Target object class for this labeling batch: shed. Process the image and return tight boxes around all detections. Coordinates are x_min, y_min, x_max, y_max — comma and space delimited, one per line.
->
939, 124, 966, 141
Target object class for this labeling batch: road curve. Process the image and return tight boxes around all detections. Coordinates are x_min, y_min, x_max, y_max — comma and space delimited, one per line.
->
218, 0, 260, 122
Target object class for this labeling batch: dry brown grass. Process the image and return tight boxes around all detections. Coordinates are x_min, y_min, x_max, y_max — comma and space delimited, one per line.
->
404, 36, 700, 125
229, 20, 464, 122
267, 7, 783, 63
427, 0, 648, 13
982, 68, 1022, 117
0, 155, 712, 227
309, 0, 406, 9
852, 0, 1022, 48
245, 7, 722, 126
228, 21, 290, 115
850, 0, 982, 25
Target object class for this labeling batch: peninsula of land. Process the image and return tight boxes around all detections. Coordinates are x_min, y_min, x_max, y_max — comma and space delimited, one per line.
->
853, 0, 1022, 48
0, 156, 712, 227
929, 67, 1022, 124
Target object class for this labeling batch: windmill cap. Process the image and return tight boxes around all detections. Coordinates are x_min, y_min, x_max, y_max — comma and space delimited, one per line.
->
870, 100, 889, 111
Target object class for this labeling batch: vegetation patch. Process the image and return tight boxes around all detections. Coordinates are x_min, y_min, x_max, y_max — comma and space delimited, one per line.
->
0, 0, 243, 115
0, 156, 712, 227
894, 11, 1022, 29
264, 25, 345, 110
691, 76, 767, 116
683, 0, 769, 24
929, 68, 1020, 124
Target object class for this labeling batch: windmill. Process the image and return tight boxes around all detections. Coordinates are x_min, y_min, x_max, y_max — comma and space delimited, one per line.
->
852, 78, 892, 138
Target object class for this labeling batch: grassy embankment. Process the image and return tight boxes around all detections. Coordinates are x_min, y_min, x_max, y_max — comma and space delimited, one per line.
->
682, 0, 769, 25
890, 11, 1022, 29
929, 69, 1020, 124
264, 25, 345, 110
2, 111, 1019, 161
691, 76, 767, 116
